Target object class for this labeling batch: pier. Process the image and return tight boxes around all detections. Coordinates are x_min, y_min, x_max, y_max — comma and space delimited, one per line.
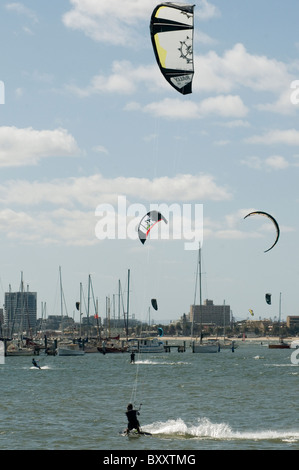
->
164, 341, 186, 352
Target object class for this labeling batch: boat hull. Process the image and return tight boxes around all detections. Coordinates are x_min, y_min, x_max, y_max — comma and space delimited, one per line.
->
57, 347, 85, 356
128, 338, 165, 353
97, 347, 127, 354
192, 343, 219, 353
6, 349, 35, 356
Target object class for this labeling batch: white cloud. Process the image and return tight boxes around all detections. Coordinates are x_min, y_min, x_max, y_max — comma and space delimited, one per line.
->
0, 208, 96, 246
66, 61, 162, 97
92, 145, 109, 155
221, 119, 250, 128
5, 2, 38, 23
0, 172, 231, 246
62, 0, 155, 46
241, 154, 290, 170
265, 155, 289, 169
65, 41, 295, 123
196, 0, 220, 21
198, 94, 248, 117
246, 129, 299, 146
195, 43, 291, 93
144, 98, 200, 119
142, 95, 248, 119
257, 88, 297, 115
0, 126, 81, 167
62, 0, 220, 46
0, 173, 232, 209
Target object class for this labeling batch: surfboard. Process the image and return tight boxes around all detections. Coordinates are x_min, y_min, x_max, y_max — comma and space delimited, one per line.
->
120, 430, 152, 437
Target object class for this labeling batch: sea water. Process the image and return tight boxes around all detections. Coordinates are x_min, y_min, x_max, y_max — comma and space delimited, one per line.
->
0, 342, 298, 451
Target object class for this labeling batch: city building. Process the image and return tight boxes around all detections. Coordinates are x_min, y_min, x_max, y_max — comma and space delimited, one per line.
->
4, 290, 37, 333
286, 316, 299, 329
190, 299, 230, 327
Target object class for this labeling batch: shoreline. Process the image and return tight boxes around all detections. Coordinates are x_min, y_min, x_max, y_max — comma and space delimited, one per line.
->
134, 335, 298, 345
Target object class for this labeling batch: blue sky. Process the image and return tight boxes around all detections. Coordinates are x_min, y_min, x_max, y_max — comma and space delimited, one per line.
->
1, 0, 299, 326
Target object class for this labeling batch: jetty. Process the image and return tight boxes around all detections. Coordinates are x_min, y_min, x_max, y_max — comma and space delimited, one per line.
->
164, 340, 186, 353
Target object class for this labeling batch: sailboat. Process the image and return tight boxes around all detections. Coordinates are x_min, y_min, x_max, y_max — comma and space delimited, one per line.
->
97, 272, 129, 354
217, 301, 238, 350
268, 293, 290, 349
191, 244, 219, 353
56, 267, 85, 356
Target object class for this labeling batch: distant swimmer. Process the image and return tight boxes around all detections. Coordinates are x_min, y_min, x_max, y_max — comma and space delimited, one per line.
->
125, 403, 141, 435
32, 358, 41, 369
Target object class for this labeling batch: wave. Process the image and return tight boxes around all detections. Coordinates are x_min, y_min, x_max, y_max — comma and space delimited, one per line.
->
135, 360, 190, 365
144, 417, 299, 442
30, 365, 51, 370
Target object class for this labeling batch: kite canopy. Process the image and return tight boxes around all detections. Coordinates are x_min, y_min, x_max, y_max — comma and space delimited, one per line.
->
138, 210, 167, 244
151, 299, 158, 311
158, 327, 164, 337
244, 210, 280, 253
150, 2, 195, 95
265, 293, 271, 305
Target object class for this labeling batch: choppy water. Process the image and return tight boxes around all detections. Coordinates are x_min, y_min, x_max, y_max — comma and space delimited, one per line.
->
0, 342, 298, 451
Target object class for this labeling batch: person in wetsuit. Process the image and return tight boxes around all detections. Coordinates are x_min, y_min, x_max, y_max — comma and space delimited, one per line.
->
32, 358, 41, 369
125, 403, 141, 434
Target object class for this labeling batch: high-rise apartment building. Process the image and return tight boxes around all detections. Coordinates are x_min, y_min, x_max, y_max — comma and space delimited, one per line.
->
190, 299, 230, 327
4, 290, 37, 334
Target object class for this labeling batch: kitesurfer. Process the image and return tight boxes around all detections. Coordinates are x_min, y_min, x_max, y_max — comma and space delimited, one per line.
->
125, 403, 141, 435
32, 358, 41, 369
130, 352, 135, 364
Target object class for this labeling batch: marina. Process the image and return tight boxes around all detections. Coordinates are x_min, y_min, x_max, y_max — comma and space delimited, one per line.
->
0, 339, 298, 450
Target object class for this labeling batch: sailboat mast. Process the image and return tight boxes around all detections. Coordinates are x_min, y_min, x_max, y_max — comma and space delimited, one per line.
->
59, 266, 64, 335
191, 243, 200, 338
79, 282, 82, 337
278, 292, 282, 323
126, 269, 130, 340
199, 244, 203, 343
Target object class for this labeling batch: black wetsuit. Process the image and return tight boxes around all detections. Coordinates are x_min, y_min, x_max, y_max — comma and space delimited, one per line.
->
126, 409, 140, 432
32, 359, 40, 369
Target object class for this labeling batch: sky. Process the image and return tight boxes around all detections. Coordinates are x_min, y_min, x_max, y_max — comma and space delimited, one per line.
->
0, 0, 299, 326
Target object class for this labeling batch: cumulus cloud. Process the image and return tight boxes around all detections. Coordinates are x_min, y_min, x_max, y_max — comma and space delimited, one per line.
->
0, 172, 231, 246
241, 154, 291, 170
141, 95, 248, 119
246, 129, 299, 146
0, 126, 81, 167
62, 0, 219, 46
66, 61, 162, 97
65, 40, 296, 122
0, 173, 232, 209
194, 43, 291, 93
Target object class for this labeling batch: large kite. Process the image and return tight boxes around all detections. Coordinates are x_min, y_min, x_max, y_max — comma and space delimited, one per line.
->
138, 210, 167, 244
150, 2, 195, 95
244, 210, 280, 253
265, 293, 271, 305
